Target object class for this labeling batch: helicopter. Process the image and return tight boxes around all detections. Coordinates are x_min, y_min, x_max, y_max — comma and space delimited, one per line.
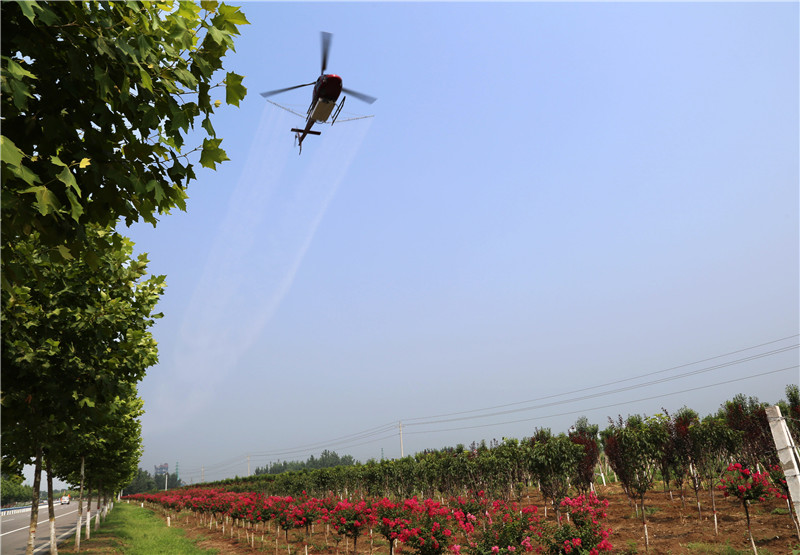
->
260, 32, 377, 153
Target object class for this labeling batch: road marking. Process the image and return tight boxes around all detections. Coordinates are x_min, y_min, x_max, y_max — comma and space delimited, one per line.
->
32, 524, 85, 554
0, 509, 79, 536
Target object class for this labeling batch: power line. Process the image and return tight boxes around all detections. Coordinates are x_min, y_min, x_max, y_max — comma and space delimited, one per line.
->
404, 344, 798, 428
176, 335, 797, 479
404, 365, 798, 436
404, 334, 799, 423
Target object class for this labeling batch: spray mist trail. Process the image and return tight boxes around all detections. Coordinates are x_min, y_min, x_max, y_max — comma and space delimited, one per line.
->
150, 104, 373, 429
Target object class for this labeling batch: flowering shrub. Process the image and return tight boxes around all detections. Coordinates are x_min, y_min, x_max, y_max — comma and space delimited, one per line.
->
373, 498, 409, 555
767, 463, 790, 501
718, 462, 777, 553
122, 488, 612, 555
542, 493, 612, 554
397, 497, 455, 555
718, 463, 774, 503
329, 499, 375, 553
467, 500, 542, 555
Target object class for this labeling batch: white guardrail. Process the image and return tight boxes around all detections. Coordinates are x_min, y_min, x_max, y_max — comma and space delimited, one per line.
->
1, 501, 50, 516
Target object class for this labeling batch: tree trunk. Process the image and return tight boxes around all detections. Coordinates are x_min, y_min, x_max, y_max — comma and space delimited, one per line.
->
641, 494, 649, 554
85, 484, 91, 541
46, 457, 58, 554
743, 500, 757, 555
710, 478, 718, 536
26, 446, 43, 555
75, 456, 84, 552
95, 482, 101, 531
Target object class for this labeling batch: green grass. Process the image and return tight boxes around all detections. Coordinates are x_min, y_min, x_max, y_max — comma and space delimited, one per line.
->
685, 542, 781, 555
59, 502, 218, 554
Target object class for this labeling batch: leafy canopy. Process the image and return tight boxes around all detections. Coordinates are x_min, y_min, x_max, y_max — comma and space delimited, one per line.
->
1, 0, 248, 274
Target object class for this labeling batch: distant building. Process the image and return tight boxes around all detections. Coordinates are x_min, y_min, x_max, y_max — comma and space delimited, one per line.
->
154, 463, 169, 476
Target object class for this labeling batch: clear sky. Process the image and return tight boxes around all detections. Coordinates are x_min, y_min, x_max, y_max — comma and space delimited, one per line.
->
112, 1, 799, 485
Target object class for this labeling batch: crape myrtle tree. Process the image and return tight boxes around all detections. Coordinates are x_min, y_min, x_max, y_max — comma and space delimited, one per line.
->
0, 0, 249, 281
719, 394, 777, 471
688, 415, 741, 536
569, 416, 601, 495
527, 428, 584, 521
654, 408, 698, 511
601, 414, 667, 554
669, 408, 700, 515
0, 226, 164, 554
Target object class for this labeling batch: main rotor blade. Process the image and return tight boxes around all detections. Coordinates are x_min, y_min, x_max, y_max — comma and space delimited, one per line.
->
342, 87, 377, 105
260, 82, 315, 98
321, 32, 332, 75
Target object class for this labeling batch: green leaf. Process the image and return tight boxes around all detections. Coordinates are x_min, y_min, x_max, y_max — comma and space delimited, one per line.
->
18, 0, 39, 24
22, 186, 61, 216
176, 1, 201, 20
9, 79, 33, 110
218, 4, 250, 26
1, 136, 24, 167
200, 1, 218, 12
65, 189, 84, 222
173, 66, 197, 89
225, 72, 246, 107
206, 25, 225, 45
56, 166, 81, 195
138, 67, 153, 91
3, 58, 37, 81
199, 137, 228, 170
56, 244, 74, 260
10, 163, 41, 186
50, 155, 67, 167
201, 116, 215, 136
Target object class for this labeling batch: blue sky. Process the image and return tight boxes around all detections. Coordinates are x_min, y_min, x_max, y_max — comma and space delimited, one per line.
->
110, 2, 800, 484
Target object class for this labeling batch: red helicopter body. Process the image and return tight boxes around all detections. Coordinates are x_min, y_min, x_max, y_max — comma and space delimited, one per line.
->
260, 33, 375, 153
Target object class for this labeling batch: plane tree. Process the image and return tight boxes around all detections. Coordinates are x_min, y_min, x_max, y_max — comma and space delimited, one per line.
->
0, 226, 164, 554
1, 0, 248, 280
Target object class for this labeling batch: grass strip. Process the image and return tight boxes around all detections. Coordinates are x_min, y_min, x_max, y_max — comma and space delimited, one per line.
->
58, 502, 218, 554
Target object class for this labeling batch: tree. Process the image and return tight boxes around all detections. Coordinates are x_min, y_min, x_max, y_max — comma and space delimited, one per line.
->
1, 473, 33, 506
1, 0, 248, 276
569, 417, 600, 495
124, 468, 158, 496
719, 394, 776, 470
601, 415, 667, 553
688, 415, 741, 536
1, 226, 164, 554
527, 429, 584, 520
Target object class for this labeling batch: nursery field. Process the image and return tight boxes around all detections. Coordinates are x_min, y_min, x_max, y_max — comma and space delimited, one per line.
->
123, 482, 798, 555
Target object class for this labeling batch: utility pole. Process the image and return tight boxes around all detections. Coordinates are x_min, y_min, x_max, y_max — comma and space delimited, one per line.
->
201, 465, 204, 483
175, 462, 179, 486
247, 455, 251, 477
399, 421, 404, 458
766, 405, 800, 520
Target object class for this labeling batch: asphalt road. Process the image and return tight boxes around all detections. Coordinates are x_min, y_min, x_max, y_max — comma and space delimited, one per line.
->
1, 501, 99, 554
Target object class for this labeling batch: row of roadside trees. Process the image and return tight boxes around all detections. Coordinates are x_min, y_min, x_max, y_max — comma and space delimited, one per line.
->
1, 1, 249, 552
